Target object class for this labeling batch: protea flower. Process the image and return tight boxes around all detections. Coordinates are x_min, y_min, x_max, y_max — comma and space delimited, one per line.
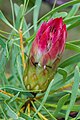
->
24, 17, 67, 92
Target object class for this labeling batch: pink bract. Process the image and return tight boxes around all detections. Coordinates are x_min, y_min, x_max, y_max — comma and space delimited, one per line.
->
30, 17, 67, 66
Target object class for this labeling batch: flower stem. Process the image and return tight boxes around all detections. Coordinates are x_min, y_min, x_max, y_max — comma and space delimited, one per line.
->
0, 89, 24, 102
19, 29, 25, 70
0, 90, 13, 97
28, 103, 30, 116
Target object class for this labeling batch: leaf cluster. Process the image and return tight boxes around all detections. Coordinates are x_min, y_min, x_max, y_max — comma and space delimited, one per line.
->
0, 0, 80, 119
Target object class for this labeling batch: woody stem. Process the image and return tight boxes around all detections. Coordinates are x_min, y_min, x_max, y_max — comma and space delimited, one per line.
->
19, 29, 25, 70
0, 90, 13, 97
28, 103, 31, 116
31, 107, 48, 120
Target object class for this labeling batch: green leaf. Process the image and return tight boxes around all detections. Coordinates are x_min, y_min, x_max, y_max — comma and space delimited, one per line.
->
52, 12, 67, 18
0, 105, 7, 119
38, 0, 80, 22
66, 42, 80, 52
0, 49, 7, 72
65, 66, 80, 120
5, 103, 18, 119
0, 11, 18, 32
0, 92, 10, 100
0, 38, 6, 48
66, 3, 80, 18
14, 3, 30, 38
23, 19, 30, 38
16, 55, 25, 89
54, 94, 70, 117
57, 68, 67, 80
33, 0, 42, 31
0, 33, 8, 40
66, 40, 80, 46
18, 117, 25, 120
64, 15, 80, 25
11, 45, 20, 86
35, 99, 57, 119
14, 3, 20, 17
0, 86, 33, 97
51, 72, 74, 92
0, 72, 9, 86
59, 53, 80, 68
67, 21, 80, 30
14, 4, 24, 29
25, 5, 36, 15
19, 111, 33, 120
9, 92, 20, 103
10, 0, 15, 27
23, 1, 80, 36
45, 103, 80, 112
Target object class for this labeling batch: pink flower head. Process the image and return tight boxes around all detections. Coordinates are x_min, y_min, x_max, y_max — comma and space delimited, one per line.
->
30, 17, 67, 67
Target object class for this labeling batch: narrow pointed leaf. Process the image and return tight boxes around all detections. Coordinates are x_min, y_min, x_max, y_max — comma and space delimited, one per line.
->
65, 66, 80, 120
59, 53, 80, 68
57, 68, 67, 80
33, 0, 42, 31
6, 103, 18, 119
66, 42, 80, 52
52, 12, 67, 18
54, 94, 70, 117
66, 3, 80, 18
38, 0, 80, 22
0, 11, 18, 32
0, 38, 6, 48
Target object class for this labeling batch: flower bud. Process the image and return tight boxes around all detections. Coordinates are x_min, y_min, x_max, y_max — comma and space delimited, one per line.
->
24, 17, 67, 92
